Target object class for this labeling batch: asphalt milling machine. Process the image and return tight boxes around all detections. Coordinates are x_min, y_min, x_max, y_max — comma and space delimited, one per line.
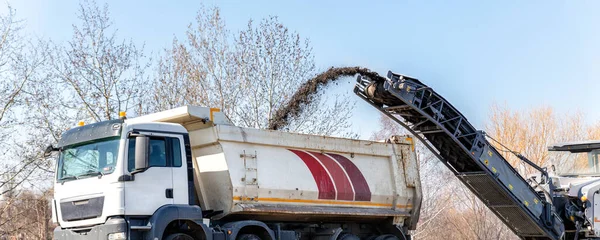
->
355, 71, 600, 240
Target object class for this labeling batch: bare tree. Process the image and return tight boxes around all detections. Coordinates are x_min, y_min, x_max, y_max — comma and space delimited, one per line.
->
152, 5, 242, 117
0, 2, 49, 202
370, 113, 407, 140
0, 190, 52, 239
51, 0, 150, 123
0, 4, 54, 239
234, 16, 314, 128
0, 5, 33, 140
486, 104, 588, 175
0, 6, 22, 127
281, 90, 356, 137
153, 6, 356, 136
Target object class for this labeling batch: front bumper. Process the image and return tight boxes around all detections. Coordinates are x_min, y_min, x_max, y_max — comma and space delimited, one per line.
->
54, 218, 127, 240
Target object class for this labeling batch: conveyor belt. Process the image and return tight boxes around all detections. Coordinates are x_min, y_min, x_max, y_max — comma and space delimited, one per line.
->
354, 71, 564, 240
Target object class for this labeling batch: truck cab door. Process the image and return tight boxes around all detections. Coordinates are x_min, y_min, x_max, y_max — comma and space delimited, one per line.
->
169, 135, 190, 205
124, 133, 174, 215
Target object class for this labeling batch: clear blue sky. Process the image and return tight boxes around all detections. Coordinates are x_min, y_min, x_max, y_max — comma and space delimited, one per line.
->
10, 0, 600, 138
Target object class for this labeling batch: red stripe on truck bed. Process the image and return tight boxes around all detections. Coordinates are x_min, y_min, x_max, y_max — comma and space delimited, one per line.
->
327, 153, 372, 201
307, 151, 355, 201
289, 149, 336, 200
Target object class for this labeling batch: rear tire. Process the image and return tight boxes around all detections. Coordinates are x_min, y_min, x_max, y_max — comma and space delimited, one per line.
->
164, 233, 195, 240
237, 234, 262, 240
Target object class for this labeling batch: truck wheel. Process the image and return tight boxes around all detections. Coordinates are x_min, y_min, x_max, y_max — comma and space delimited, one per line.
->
373, 234, 399, 240
237, 234, 262, 240
164, 233, 195, 240
338, 233, 360, 240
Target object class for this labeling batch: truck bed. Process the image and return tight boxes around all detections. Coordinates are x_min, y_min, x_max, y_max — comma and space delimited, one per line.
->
189, 125, 421, 225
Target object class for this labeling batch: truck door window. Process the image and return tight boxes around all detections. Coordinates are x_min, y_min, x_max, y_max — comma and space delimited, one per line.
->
149, 138, 167, 167
128, 136, 182, 172
172, 138, 182, 167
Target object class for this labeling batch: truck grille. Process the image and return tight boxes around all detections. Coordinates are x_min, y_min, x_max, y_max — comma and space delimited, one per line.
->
60, 196, 104, 221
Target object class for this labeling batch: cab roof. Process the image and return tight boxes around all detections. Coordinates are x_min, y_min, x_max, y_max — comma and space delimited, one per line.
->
548, 140, 600, 153
57, 119, 123, 148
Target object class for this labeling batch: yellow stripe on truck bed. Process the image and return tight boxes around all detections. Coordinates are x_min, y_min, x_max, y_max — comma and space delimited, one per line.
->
233, 196, 412, 209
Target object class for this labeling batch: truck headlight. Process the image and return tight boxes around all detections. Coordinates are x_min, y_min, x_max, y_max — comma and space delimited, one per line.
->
108, 232, 126, 240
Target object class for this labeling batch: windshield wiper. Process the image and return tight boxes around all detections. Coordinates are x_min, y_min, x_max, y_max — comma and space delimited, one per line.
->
59, 175, 78, 181
78, 170, 104, 179
65, 151, 96, 170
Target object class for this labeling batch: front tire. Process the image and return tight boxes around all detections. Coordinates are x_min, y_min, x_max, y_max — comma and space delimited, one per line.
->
164, 233, 195, 240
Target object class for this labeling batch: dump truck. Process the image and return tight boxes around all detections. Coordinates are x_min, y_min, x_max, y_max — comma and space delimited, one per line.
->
49, 106, 421, 240
354, 71, 600, 240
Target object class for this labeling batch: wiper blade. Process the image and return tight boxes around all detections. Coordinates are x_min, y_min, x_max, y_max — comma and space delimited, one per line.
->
65, 151, 96, 169
78, 170, 104, 178
59, 175, 78, 181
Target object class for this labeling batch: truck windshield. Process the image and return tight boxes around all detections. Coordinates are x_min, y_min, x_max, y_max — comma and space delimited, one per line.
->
550, 150, 600, 176
57, 138, 120, 181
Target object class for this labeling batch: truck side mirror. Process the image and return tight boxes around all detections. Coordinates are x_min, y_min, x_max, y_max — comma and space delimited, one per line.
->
43, 145, 58, 158
134, 135, 150, 174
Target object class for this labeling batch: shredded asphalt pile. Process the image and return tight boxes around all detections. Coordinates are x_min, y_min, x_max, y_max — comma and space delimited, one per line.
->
267, 66, 386, 130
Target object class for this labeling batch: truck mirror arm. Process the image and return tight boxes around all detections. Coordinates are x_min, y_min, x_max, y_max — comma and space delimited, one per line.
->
43, 145, 59, 158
